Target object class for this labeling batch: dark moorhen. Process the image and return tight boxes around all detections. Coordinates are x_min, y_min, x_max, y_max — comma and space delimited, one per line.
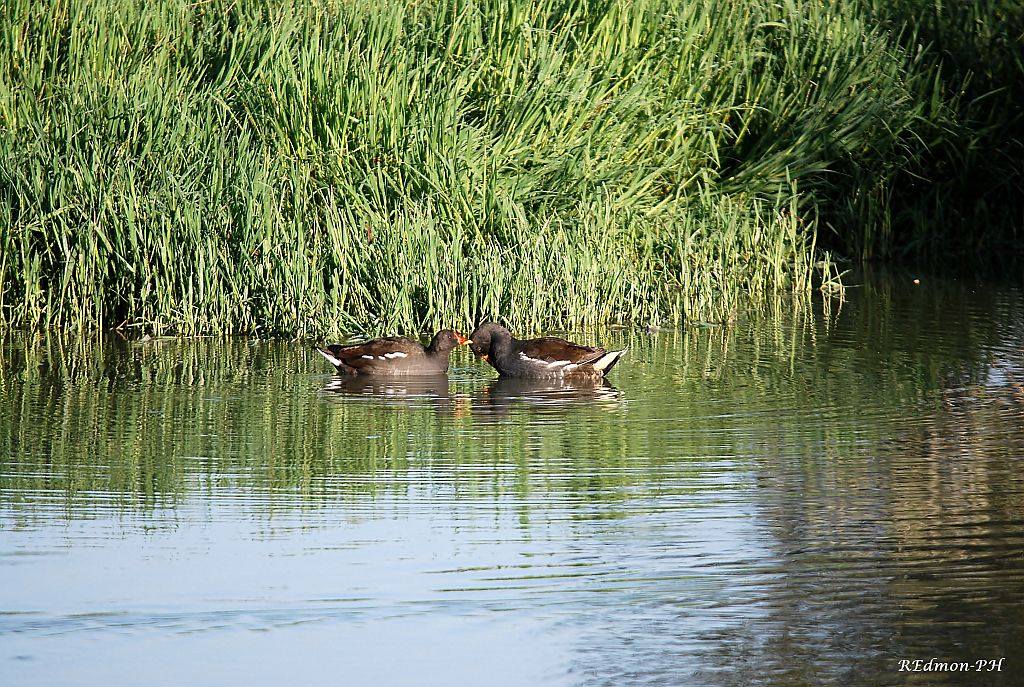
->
316, 330, 468, 375
468, 323, 626, 379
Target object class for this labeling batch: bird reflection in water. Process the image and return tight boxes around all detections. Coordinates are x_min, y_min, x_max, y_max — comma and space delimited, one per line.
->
320, 374, 623, 419
321, 374, 465, 415
472, 375, 623, 419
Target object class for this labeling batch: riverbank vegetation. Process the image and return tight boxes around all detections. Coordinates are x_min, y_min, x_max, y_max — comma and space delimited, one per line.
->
1, 0, 1020, 336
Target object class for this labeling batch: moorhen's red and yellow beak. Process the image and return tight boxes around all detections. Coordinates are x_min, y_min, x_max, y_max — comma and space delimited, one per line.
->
454, 333, 470, 346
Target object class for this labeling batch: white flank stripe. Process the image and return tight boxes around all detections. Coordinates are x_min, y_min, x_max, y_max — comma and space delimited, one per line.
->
519, 352, 575, 372
361, 355, 375, 360
383, 352, 408, 359
519, 352, 569, 367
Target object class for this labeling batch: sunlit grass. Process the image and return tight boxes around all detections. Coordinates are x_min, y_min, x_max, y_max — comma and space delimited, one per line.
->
0, 0, 1017, 336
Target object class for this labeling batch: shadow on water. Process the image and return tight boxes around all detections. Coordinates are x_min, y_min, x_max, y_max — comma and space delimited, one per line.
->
1, 272, 1023, 686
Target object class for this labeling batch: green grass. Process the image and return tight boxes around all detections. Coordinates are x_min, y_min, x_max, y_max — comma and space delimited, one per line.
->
0, 0, 1018, 337
832, 1, 1024, 261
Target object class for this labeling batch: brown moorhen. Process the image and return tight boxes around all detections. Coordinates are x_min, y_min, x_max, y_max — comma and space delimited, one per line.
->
316, 330, 468, 375
468, 323, 626, 379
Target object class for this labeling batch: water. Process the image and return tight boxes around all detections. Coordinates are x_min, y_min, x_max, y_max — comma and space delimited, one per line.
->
2, 274, 1023, 686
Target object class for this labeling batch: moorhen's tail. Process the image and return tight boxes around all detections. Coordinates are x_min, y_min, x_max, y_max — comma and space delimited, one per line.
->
592, 349, 627, 375
316, 346, 345, 369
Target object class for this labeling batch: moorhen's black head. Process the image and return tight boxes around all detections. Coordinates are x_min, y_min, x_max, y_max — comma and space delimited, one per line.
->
428, 329, 469, 354
468, 323, 511, 359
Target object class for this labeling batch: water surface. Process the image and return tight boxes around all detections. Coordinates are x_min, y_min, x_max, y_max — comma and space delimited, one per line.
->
2, 275, 1023, 686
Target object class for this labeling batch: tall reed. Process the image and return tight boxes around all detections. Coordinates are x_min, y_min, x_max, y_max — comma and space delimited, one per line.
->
0, 0, 1015, 337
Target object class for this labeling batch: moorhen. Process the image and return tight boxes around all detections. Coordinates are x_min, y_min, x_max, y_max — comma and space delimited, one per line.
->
468, 323, 626, 379
316, 330, 468, 375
